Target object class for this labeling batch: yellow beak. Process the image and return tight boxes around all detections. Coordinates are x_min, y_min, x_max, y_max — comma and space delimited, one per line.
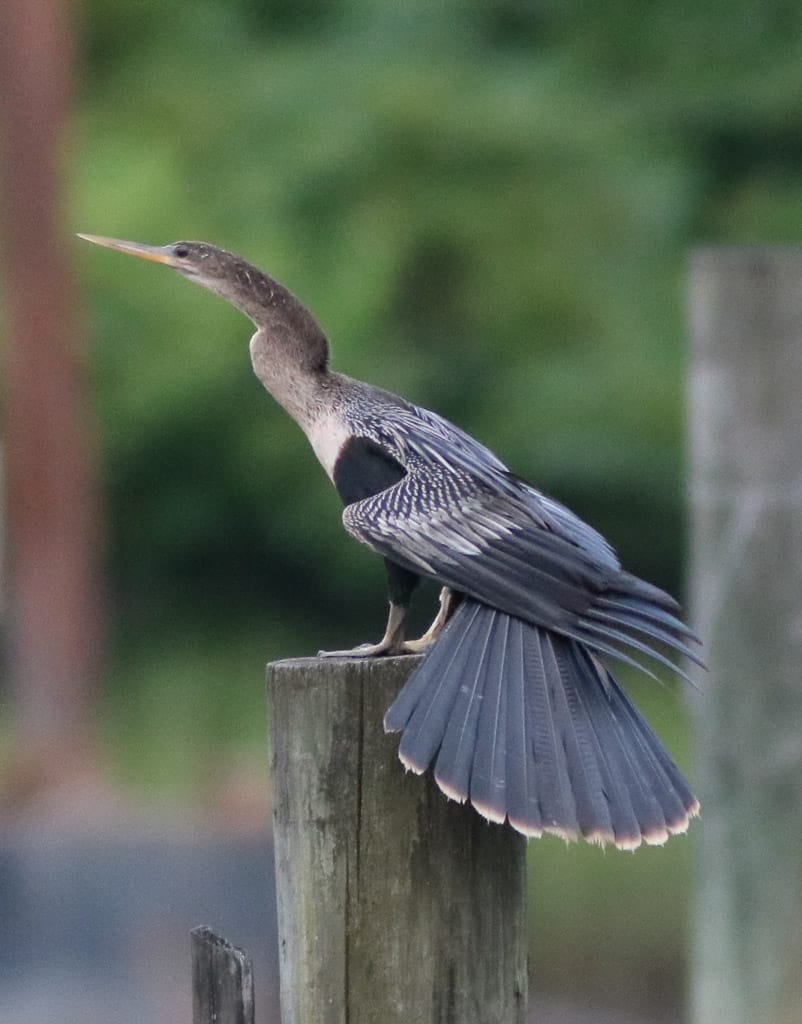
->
77, 234, 180, 267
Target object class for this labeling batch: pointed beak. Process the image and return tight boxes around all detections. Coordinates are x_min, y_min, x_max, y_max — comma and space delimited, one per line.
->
77, 234, 180, 267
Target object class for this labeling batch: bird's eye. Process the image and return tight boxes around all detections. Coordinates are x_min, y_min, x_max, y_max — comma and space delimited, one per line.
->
173, 244, 189, 259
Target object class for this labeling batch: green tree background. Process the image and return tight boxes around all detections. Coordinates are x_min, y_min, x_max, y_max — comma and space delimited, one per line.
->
70, 1, 802, 1010
77, 0, 802, 776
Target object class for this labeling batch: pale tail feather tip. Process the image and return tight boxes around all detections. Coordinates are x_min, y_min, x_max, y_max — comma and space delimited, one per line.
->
435, 776, 468, 804
471, 797, 507, 826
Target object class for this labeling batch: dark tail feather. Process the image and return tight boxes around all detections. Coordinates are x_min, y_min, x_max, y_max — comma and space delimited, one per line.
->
386, 601, 485, 773
503, 617, 542, 835
384, 598, 699, 850
461, 611, 509, 823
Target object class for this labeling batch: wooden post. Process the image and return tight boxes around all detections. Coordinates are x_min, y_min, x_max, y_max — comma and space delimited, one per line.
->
268, 656, 528, 1024
191, 926, 254, 1024
688, 247, 802, 1024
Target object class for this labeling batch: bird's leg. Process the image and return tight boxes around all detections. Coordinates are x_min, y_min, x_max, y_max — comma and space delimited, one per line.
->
318, 601, 410, 658
403, 587, 458, 653
318, 561, 420, 658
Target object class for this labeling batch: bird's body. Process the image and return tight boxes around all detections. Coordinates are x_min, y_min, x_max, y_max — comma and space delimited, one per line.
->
80, 234, 701, 849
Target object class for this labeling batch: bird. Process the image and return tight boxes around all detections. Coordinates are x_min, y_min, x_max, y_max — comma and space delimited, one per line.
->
79, 233, 701, 849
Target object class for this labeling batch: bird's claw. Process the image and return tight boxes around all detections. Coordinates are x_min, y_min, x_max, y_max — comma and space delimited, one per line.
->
317, 637, 433, 658
318, 640, 401, 659
317, 599, 440, 658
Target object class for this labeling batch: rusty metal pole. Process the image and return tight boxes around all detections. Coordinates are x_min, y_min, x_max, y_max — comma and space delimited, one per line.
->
0, 0, 103, 795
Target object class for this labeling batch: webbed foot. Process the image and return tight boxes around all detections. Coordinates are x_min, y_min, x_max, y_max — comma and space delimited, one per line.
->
318, 639, 408, 658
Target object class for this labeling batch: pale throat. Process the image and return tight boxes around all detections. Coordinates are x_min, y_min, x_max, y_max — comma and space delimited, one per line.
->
306, 412, 351, 480
248, 332, 343, 477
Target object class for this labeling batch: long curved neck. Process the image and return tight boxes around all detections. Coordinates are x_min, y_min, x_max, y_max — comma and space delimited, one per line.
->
248, 317, 333, 430
200, 258, 328, 364
200, 257, 332, 427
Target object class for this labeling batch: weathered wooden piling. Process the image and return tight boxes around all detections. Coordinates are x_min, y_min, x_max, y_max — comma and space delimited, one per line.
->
268, 655, 528, 1024
689, 247, 802, 1024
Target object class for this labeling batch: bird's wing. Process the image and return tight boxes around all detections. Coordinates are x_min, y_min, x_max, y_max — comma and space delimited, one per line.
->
367, 399, 621, 569
343, 404, 700, 676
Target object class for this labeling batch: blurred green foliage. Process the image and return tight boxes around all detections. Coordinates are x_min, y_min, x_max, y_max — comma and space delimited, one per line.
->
67, 1, 802, 1011
71, 0, 802, 753
74, 0, 802, 782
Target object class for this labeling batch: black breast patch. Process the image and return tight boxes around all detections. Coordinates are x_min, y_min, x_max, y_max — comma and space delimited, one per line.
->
333, 436, 407, 506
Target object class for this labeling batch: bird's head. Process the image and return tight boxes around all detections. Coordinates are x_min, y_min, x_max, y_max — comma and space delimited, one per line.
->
78, 233, 330, 371
77, 235, 263, 305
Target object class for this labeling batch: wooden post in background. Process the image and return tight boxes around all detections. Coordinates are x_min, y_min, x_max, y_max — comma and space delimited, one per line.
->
688, 248, 802, 1024
268, 656, 528, 1024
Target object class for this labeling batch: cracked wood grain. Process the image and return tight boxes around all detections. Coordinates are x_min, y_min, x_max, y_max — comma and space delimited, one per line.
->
192, 927, 254, 1024
268, 655, 527, 1024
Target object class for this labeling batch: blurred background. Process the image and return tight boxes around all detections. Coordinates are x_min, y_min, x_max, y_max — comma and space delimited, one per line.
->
2, 1, 801, 1022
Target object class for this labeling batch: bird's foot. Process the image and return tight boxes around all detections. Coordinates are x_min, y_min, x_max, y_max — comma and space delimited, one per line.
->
318, 600, 413, 659
317, 634, 436, 658
318, 589, 459, 659
317, 638, 408, 659
402, 587, 458, 653
400, 636, 436, 654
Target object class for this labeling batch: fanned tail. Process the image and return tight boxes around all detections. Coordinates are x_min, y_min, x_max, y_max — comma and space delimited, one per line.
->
384, 598, 699, 850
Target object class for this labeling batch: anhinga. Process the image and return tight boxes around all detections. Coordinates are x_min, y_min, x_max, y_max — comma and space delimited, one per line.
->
79, 234, 701, 849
